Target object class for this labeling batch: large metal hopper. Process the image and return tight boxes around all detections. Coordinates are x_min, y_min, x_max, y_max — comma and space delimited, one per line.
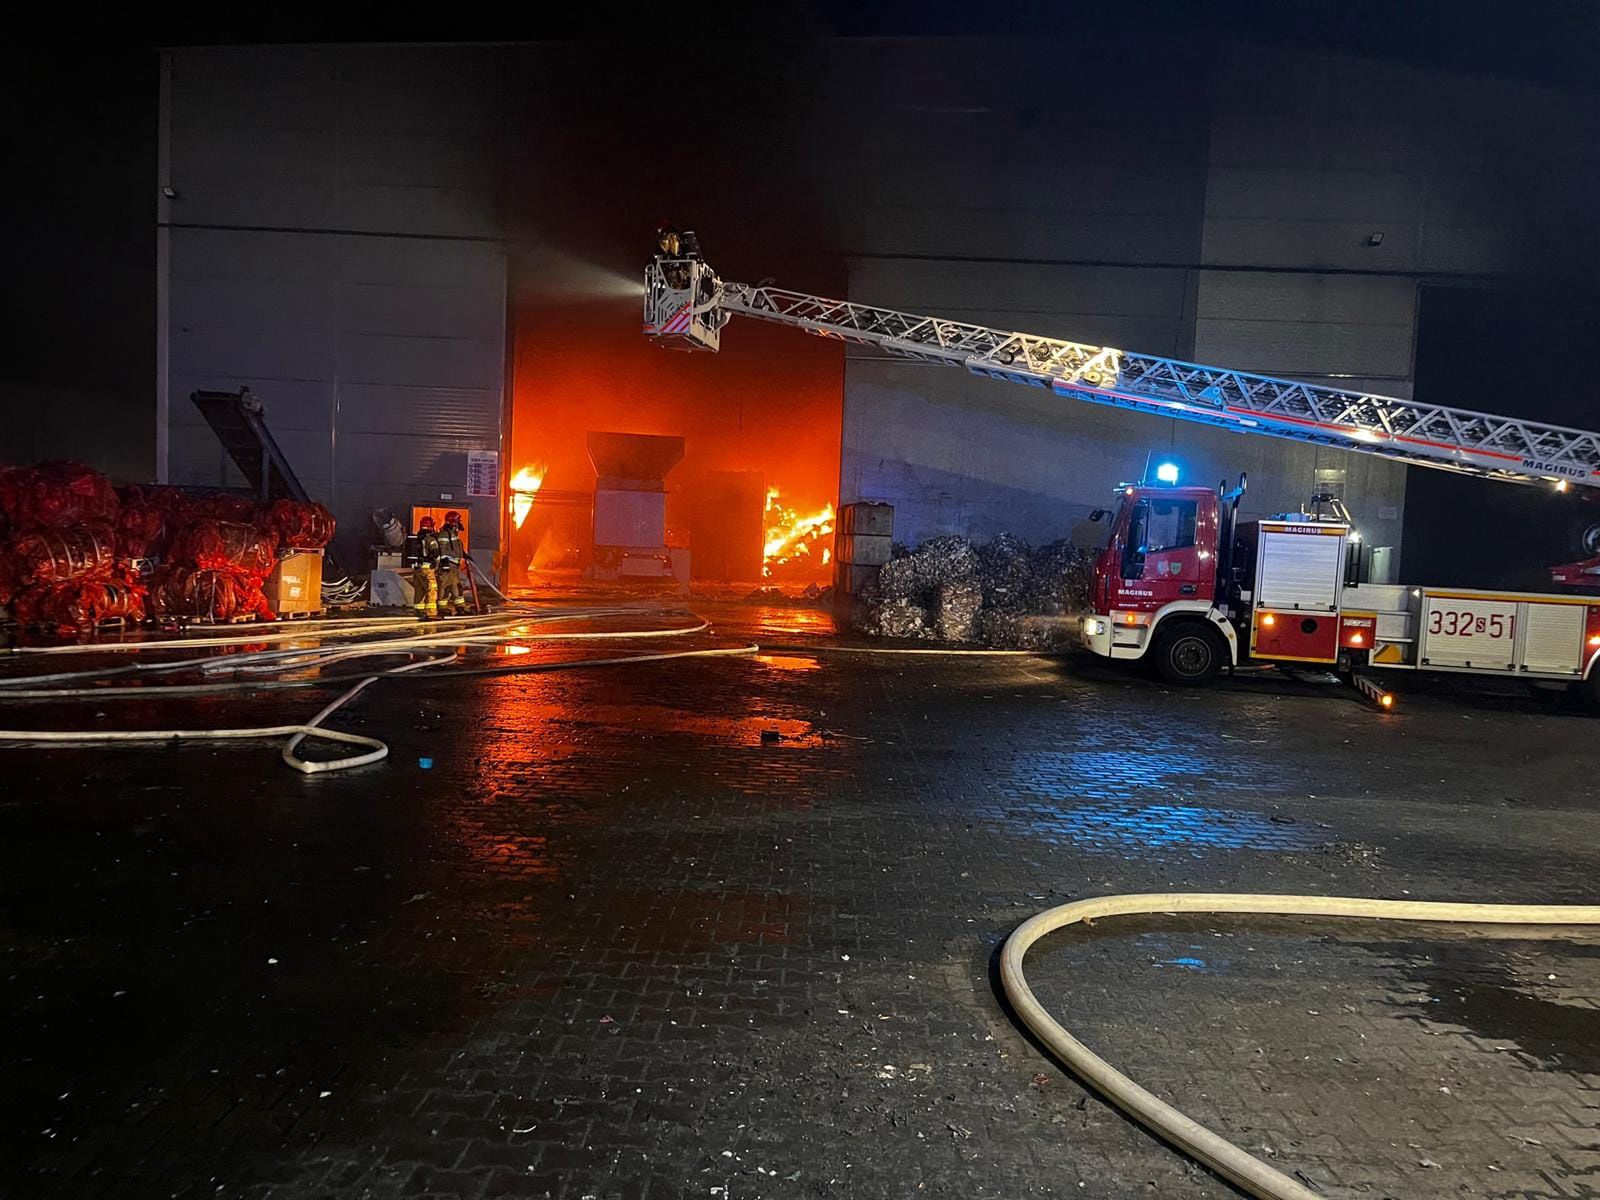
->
587, 432, 685, 491
586, 431, 688, 584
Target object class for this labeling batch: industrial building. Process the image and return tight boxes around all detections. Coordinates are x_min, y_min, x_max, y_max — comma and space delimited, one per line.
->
5, 16, 1600, 1200
13, 34, 1600, 587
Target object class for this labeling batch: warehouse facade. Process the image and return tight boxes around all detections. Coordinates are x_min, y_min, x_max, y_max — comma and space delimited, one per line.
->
152, 39, 1600, 578
158, 47, 509, 573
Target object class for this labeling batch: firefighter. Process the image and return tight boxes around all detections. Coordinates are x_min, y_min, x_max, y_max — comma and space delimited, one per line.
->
437, 510, 468, 615
404, 515, 441, 618
656, 220, 682, 258
657, 221, 702, 289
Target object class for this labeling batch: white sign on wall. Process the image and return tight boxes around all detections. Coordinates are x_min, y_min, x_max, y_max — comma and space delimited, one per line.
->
466, 449, 499, 497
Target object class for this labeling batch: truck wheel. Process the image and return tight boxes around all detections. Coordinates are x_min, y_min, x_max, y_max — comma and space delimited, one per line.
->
1584, 670, 1600, 714
1152, 622, 1226, 686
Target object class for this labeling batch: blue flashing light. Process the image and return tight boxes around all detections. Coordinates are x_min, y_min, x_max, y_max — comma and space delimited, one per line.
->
1155, 461, 1180, 485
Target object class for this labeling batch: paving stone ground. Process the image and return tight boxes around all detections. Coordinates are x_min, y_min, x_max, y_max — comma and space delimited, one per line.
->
2, 599, 1599, 1199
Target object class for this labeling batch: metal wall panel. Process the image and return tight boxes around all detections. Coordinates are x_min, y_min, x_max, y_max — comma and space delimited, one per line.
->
164, 46, 506, 577
842, 360, 1407, 553
841, 264, 1408, 553
841, 258, 1204, 547
1202, 44, 1600, 278
1193, 273, 1415, 380
156, 36, 1600, 590
817, 38, 1211, 263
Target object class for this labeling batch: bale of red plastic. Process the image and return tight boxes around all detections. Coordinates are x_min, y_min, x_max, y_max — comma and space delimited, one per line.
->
168, 520, 278, 581
0, 465, 340, 630
263, 499, 335, 549
184, 492, 262, 524
149, 562, 274, 623
12, 576, 147, 635
115, 501, 169, 559
0, 524, 118, 605
0, 462, 119, 533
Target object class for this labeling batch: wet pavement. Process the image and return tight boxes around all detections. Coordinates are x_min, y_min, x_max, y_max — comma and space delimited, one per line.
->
2, 600, 1599, 1198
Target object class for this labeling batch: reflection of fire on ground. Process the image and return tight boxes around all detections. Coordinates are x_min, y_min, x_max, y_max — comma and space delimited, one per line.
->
763, 487, 834, 580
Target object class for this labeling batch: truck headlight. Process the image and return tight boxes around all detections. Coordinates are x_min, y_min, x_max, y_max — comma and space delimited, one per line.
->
1082, 617, 1107, 637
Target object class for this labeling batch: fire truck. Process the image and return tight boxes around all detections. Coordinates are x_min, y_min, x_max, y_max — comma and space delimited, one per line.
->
1080, 474, 1600, 702
643, 236, 1600, 705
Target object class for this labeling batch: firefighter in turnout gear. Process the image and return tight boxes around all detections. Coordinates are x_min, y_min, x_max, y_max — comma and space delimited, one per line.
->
437, 510, 468, 615
404, 515, 441, 618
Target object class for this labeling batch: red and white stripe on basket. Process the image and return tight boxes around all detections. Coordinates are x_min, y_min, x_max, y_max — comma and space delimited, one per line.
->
660, 304, 692, 334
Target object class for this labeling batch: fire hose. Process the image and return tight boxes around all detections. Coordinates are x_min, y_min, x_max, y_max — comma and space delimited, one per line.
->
1000, 892, 1600, 1200
0, 611, 713, 689
0, 608, 753, 773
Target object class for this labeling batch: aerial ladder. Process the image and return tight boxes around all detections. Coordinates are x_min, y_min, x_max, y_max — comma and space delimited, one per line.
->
645, 250, 1600, 493
644, 238, 1600, 701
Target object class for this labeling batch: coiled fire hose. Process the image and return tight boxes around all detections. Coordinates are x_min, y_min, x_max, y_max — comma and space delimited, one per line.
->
1000, 892, 1600, 1200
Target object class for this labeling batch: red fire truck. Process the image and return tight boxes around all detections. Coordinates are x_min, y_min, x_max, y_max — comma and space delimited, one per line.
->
1079, 473, 1600, 701
643, 237, 1600, 704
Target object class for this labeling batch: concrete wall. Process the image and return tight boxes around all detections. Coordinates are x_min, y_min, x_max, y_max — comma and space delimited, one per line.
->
161, 46, 507, 573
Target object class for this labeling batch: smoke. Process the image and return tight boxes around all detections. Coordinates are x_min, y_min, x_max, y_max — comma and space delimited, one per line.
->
516, 246, 645, 303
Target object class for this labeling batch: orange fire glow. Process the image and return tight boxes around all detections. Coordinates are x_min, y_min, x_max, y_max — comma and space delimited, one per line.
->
509, 463, 548, 529
763, 487, 835, 578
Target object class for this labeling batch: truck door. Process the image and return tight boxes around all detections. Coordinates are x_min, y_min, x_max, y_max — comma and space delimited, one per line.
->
1109, 494, 1211, 611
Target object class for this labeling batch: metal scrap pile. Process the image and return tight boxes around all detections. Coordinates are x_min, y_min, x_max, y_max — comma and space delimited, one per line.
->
0, 461, 334, 634
855, 532, 1094, 648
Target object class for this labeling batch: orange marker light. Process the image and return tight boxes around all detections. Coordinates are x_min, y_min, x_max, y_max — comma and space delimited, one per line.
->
1349, 632, 1365, 646
1261, 613, 1277, 627
1589, 634, 1600, 647
1380, 694, 1395, 709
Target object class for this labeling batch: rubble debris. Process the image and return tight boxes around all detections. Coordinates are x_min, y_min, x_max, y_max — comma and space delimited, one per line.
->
933, 579, 983, 642
878, 535, 979, 599
740, 584, 834, 606
976, 610, 1077, 651
860, 595, 930, 640
1024, 539, 1095, 616
853, 531, 1093, 648
976, 533, 1033, 612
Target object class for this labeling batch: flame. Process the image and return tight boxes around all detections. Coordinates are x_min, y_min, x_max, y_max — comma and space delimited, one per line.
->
763, 486, 835, 578
509, 463, 548, 529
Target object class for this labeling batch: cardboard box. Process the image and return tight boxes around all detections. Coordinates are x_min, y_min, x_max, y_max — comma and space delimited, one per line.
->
267, 549, 324, 616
